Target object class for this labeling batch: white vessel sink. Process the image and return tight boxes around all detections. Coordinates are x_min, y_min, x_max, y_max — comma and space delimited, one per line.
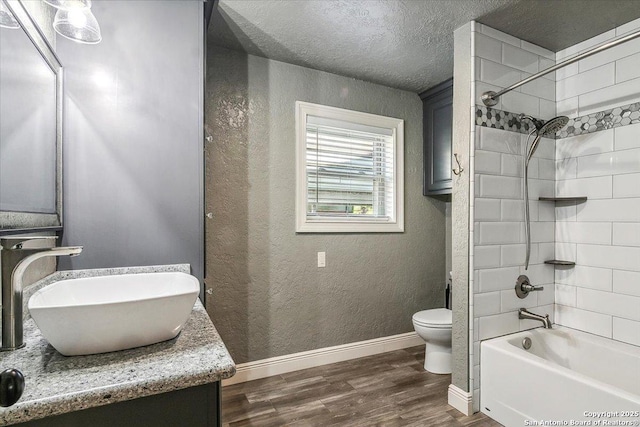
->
28, 272, 200, 356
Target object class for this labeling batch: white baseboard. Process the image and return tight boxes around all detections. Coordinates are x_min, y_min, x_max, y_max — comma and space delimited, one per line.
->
222, 332, 423, 386
448, 384, 473, 416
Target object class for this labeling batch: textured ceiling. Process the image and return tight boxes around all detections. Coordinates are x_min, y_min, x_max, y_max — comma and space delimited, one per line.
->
208, 0, 640, 93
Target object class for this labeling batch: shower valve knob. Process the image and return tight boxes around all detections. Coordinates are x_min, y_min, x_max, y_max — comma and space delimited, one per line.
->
515, 275, 543, 299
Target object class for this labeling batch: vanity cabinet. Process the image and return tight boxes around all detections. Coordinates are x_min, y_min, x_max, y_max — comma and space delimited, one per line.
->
421, 78, 453, 196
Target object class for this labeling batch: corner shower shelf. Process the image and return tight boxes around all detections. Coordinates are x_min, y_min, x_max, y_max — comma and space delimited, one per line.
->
544, 260, 576, 266
539, 197, 587, 203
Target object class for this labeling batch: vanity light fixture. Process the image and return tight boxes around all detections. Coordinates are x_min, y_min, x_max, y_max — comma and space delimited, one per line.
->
53, 7, 101, 44
0, 1, 20, 29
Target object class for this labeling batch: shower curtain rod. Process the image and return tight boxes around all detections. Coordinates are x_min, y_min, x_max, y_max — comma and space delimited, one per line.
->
481, 28, 640, 107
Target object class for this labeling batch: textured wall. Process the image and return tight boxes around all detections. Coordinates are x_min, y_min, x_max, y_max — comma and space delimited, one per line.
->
205, 46, 446, 364
21, 0, 56, 50
57, 1, 204, 285
451, 23, 472, 392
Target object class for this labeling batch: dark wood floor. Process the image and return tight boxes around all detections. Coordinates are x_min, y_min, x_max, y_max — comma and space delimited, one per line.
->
221, 346, 502, 426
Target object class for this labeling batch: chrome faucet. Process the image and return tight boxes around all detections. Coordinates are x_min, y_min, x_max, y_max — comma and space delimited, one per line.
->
519, 308, 552, 329
0, 237, 82, 351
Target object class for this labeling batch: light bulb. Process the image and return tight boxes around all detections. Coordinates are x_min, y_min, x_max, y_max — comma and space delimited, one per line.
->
67, 9, 87, 28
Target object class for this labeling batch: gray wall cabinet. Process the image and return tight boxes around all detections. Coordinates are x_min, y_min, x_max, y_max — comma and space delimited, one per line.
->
421, 79, 453, 196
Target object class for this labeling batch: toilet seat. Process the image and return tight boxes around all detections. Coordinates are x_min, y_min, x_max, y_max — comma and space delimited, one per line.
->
412, 308, 452, 329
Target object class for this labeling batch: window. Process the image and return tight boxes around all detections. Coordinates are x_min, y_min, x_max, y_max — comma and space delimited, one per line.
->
295, 101, 404, 233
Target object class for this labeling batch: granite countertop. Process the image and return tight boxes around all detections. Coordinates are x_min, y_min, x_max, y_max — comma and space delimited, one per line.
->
0, 265, 236, 426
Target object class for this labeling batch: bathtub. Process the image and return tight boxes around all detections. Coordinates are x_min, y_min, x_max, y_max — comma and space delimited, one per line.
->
481, 326, 640, 426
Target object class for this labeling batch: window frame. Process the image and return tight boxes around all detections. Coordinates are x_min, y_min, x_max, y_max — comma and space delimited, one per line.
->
295, 101, 404, 233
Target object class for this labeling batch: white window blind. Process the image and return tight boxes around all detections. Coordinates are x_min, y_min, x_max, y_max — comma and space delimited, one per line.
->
295, 101, 404, 233
306, 116, 394, 221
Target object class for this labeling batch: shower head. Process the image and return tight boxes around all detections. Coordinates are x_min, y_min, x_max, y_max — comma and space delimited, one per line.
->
521, 115, 569, 162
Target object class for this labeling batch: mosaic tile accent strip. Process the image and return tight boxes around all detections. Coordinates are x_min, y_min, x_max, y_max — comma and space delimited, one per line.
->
557, 102, 640, 139
475, 101, 640, 140
475, 105, 534, 135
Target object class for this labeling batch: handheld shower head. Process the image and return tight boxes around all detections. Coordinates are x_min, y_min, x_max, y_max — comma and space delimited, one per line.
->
522, 115, 569, 162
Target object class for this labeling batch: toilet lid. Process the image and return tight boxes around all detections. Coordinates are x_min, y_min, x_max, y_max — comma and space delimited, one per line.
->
413, 308, 452, 328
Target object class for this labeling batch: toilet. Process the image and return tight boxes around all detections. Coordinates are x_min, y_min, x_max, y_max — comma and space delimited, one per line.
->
412, 308, 452, 374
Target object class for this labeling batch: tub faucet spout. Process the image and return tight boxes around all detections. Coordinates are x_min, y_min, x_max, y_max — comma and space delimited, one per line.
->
0, 237, 83, 351
519, 308, 552, 329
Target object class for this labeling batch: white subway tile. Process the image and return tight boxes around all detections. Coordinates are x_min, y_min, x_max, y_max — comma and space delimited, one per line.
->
479, 222, 523, 245
556, 97, 579, 117
501, 90, 540, 118
522, 262, 554, 285
480, 175, 522, 199
501, 153, 522, 177
528, 200, 540, 221
501, 288, 538, 313
556, 30, 616, 61
613, 270, 640, 297
555, 62, 578, 81
479, 126, 522, 154
555, 265, 613, 291
577, 244, 640, 272
556, 176, 613, 200
556, 158, 577, 181
556, 221, 611, 245
479, 24, 520, 47
578, 77, 640, 116
578, 37, 640, 73
556, 129, 614, 159
539, 99, 556, 121
520, 40, 554, 60
556, 63, 615, 101
535, 243, 554, 264
613, 317, 640, 347
530, 221, 554, 243
539, 58, 556, 80
554, 305, 612, 338
520, 74, 555, 101
538, 202, 555, 222
500, 244, 526, 267
474, 318, 479, 341
537, 283, 555, 306
531, 136, 556, 160
475, 198, 501, 221
475, 245, 501, 268
474, 291, 502, 317
556, 284, 577, 307
474, 33, 502, 63
577, 287, 640, 321
479, 266, 522, 292
613, 223, 640, 247
577, 148, 640, 178
613, 173, 640, 198
616, 52, 640, 83
555, 241, 577, 263
616, 17, 640, 36
527, 179, 554, 200
480, 59, 522, 88
475, 150, 502, 174
502, 43, 538, 73
478, 312, 520, 340
537, 159, 555, 180
614, 123, 640, 151
501, 199, 524, 221
555, 202, 577, 221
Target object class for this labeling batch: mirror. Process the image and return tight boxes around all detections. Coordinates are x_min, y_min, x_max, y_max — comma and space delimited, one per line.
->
0, 0, 62, 232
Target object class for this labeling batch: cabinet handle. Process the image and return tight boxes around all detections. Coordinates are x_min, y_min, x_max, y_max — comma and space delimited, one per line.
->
452, 153, 464, 176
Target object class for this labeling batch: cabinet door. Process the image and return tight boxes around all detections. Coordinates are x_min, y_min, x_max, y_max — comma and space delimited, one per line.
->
422, 80, 453, 196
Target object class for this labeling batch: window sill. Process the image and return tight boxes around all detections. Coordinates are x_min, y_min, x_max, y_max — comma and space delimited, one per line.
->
296, 221, 404, 233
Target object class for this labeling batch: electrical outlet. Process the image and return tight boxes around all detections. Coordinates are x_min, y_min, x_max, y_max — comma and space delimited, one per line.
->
317, 251, 326, 268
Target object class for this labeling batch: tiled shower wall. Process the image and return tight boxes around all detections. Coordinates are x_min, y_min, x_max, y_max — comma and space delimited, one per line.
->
554, 18, 640, 347
467, 17, 640, 411
470, 23, 557, 411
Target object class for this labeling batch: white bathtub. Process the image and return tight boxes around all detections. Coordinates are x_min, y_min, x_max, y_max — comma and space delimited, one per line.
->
481, 326, 640, 426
